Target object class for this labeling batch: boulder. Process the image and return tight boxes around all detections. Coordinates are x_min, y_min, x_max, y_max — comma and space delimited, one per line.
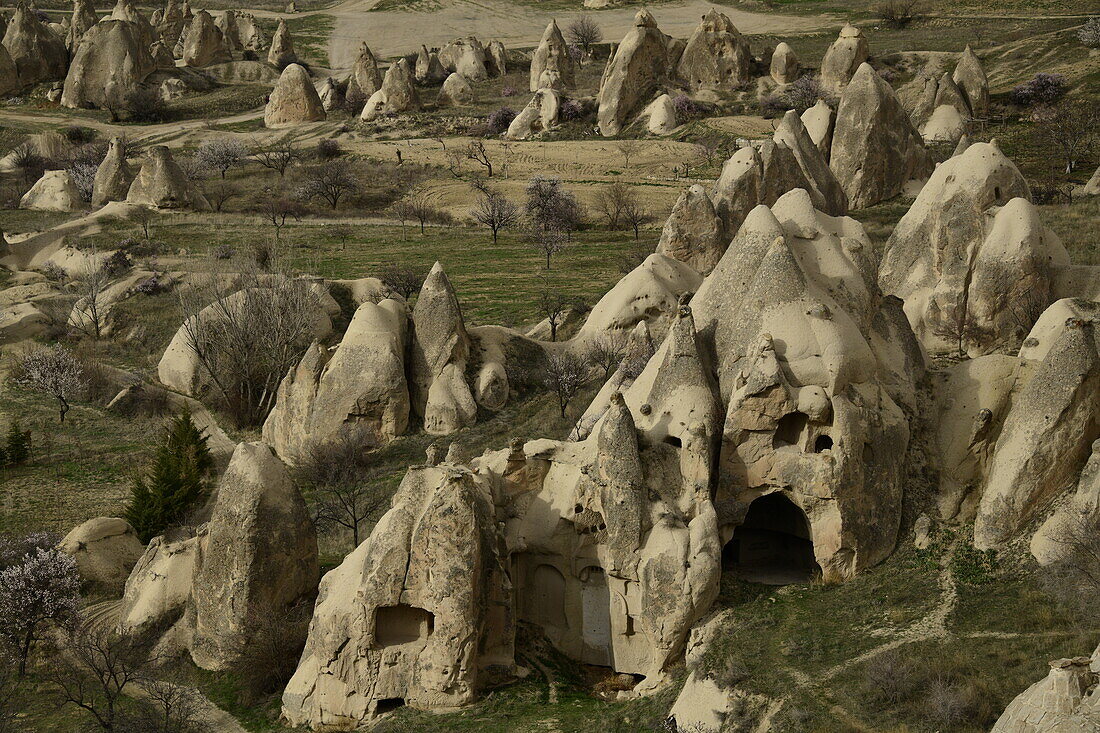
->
2, 3, 69, 85
59, 517, 145, 592
150, 39, 175, 69
530, 19, 573, 92
800, 99, 834, 159
345, 42, 381, 103
318, 76, 343, 112
770, 41, 800, 85
20, 170, 82, 211
181, 9, 231, 67
655, 184, 723, 274
439, 37, 487, 82
414, 45, 446, 84
190, 442, 318, 671
504, 88, 560, 139
1081, 165, 1100, 197
953, 45, 988, 118
234, 11, 265, 51
61, 19, 156, 109
711, 145, 762, 237
127, 145, 211, 210
265, 63, 326, 128
933, 71, 970, 117
267, 18, 296, 68
91, 137, 133, 207
920, 103, 966, 143
66, 0, 98, 53
829, 63, 934, 209
677, 10, 752, 91
360, 58, 420, 121
117, 529, 201, 654
820, 22, 868, 92
409, 263, 477, 435
438, 72, 474, 106
597, 10, 668, 136
262, 298, 410, 464
644, 93, 677, 134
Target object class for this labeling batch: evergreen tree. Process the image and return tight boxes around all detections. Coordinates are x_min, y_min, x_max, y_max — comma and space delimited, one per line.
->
5, 422, 30, 465
124, 411, 214, 543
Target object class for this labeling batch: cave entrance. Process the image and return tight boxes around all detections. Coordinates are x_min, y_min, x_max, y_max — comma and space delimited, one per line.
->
724, 493, 819, 585
374, 604, 434, 647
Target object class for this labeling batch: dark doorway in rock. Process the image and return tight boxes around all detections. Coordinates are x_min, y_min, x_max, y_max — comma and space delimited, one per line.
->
773, 411, 808, 449
374, 604, 434, 647
724, 493, 819, 585
374, 698, 404, 715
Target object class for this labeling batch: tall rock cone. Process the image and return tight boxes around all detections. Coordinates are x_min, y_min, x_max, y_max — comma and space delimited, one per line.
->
267, 18, 297, 68
829, 63, 933, 209
346, 42, 382, 104
66, 0, 98, 53
820, 22, 868, 92
265, 63, 325, 128
530, 19, 573, 92
126, 145, 211, 210
953, 45, 989, 118
181, 9, 231, 67
92, 137, 133, 206
597, 9, 668, 137
109, 0, 156, 48
61, 20, 155, 110
360, 58, 420, 121
2, 3, 69, 85
677, 10, 752, 90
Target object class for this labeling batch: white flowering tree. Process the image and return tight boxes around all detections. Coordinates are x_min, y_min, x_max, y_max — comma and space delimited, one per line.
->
17, 345, 86, 423
0, 546, 81, 674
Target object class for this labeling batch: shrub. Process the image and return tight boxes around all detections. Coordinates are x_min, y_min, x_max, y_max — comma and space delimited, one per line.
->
130, 275, 168, 296
1010, 72, 1067, 107
559, 98, 586, 122
874, 0, 922, 28
315, 138, 342, 160
66, 161, 97, 202
501, 85, 517, 97
40, 262, 67, 282
99, 250, 133, 278
1078, 17, 1100, 48
60, 126, 96, 145
124, 410, 214, 543
672, 94, 709, 120
212, 243, 235, 260
487, 106, 517, 135
125, 87, 168, 122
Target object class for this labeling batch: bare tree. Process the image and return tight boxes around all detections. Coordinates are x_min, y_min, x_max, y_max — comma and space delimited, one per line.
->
179, 266, 322, 427
615, 139, 643, 169
1032, 101, 1099, 175
296, 429, 389, 549
389, 199, 413, 240
619, 187, 652, 239
328, 223, 354, 250
464, 140, 494, 178
542, 350, 591, 417
69, 251, 110, 340
252, 187, 307, 244
203, 181, 240, 213
250, 137, 300, 177
1041, 510, 1100, 626
380, 264, 426, 299
297, 159, 360, 210
525, 176, 583, 268
587, 334, 627, 379
529, 227, 568, 270
405, 191, 440, 235
566, 15, 602, 59
537, 286, 571, 342
131, 206, 156, 243
195, 139, 249, 179
16, 345, 87, 423
470, 187, 519, 243
594, 181, 631, 229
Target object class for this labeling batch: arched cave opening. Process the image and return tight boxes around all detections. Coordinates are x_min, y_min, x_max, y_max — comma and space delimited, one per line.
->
723, 493, 820, 585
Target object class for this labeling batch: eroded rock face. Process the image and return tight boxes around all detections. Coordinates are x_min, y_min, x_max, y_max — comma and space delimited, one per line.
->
267, 18, 296, 68
486, 40, 506, 77
3, 3, 69, 85
156, 0, 187, 46
677, 10, 752, 91
61, 19, 156, 109
282, 466, 512, 728
830, 63, 934, 209
530, 19, 573, 92
190, 442, 318, 671
360, 58, 420, 121
770, 41, 800, 85
127, 145, 211, 210
656, 184, 724, 274
66, 0, 98, 53
645, 93, 677, 134
20, 170, 83, 211
0, 45, 19, 96
953, 45, 988, 118
773, 109, 847, 215
820, 22, 868, 92
992, 657, 1100, 733
801, 99, 835, 159
59, 517, 145, 592
597, 10, 668, 137
920, 104, 966, 144
439, 36, 487, 82
504, 88, 560, 139
415, 45, 446, 84
117, 529, 201, 654
346, 42, 382, 102
262, 299, 410, 464
878, 142, 1063, 356
265, 62, 326, 128
318, 76, 343, 112
409, 263, 477, 435
181, 9, 231, 67
216, 9, 243, 54
109, 0, 155, 48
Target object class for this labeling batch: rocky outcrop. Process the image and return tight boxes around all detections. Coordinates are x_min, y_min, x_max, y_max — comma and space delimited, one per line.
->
953, 45, 988, 118
150, 39, 175, 69
92, 137, 133, 206
2, 3, 69, 85
267, 18, 296, 68
215, 9, 243, 54
117, 528, 201, 654
318, 76, 343, 112
59, 517, 145, 592
504, 88, 560, 139
597, 10, 668, 137
677, 10, 752, 91
530, 19, 573, 92
801, 99, 834, 158
262, 299, 410, 464
360, 58, 420, 121
156, 0, 187, 46
820, 22, 868, 92
127, 145, 211, 210
992, 657, 1100, 732
345, 42, 381, 102
61, 19, 155, 109
0, 45, 19, 96
770, 41, 800, 85
109, 0, 155, 48
773, 109, 847, 215
438, 72, 473, 106
920, 104, 966, 143
656, 184, 723, 274
409, 263, 477, 435
439, 36, 488, 82
878, 142, 1063, 356
486, 40, 506, 77
645, 93, 677, 134
264, 63, 326, 128
190, 442, 318, 671
20, 170, 83, 211
66, 0, 98, 53
181, 9, 231, 67
711, 145, 762, 237
830, 63, 934, 209
415, 45, 446, 84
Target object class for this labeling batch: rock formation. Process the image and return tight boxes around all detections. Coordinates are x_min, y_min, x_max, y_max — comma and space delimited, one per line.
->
830, 63, 934, 208
360, 58, 420, 121
233, 11, 265, 51
878, 141, 1066, 356
438, 72, 474, 106
345, 42, 381, 102
2, 3, 69, 85
20, 170, 83, 211
415, 45, 446, 84
91, 137, 133, 206
263, 299, 410, 464
953, 45, 988, 118
156, 0, 187, 46
150, 39, 175, 69
530, 20, 573, 91
992, 657, 1099, 732
656, 184, 724, 274
267, 18, 296, 68
190, 442, 318, 671
504, 88, 560, 139
265, 63, 326, 128
66, 0, 98, 53
486, 40, 506, 77
110, 0, 155, 48
216, 9, 243, 54
770, 41, 800, 85
59, 517, 145, 592
117, 528, 201, 653
182, 9, 231, 67
820, 23, 868, 92
61, 19, 156, 109
127, 145, 211, 210
439, 36, 487, 82
677, 10, 752, 91
318, 76, 343, 112
801, 99, 834, 158
645, 93, 677, 134
597, 10, 668, 137
920, 103, 966, 144
773, 109, 847, 215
